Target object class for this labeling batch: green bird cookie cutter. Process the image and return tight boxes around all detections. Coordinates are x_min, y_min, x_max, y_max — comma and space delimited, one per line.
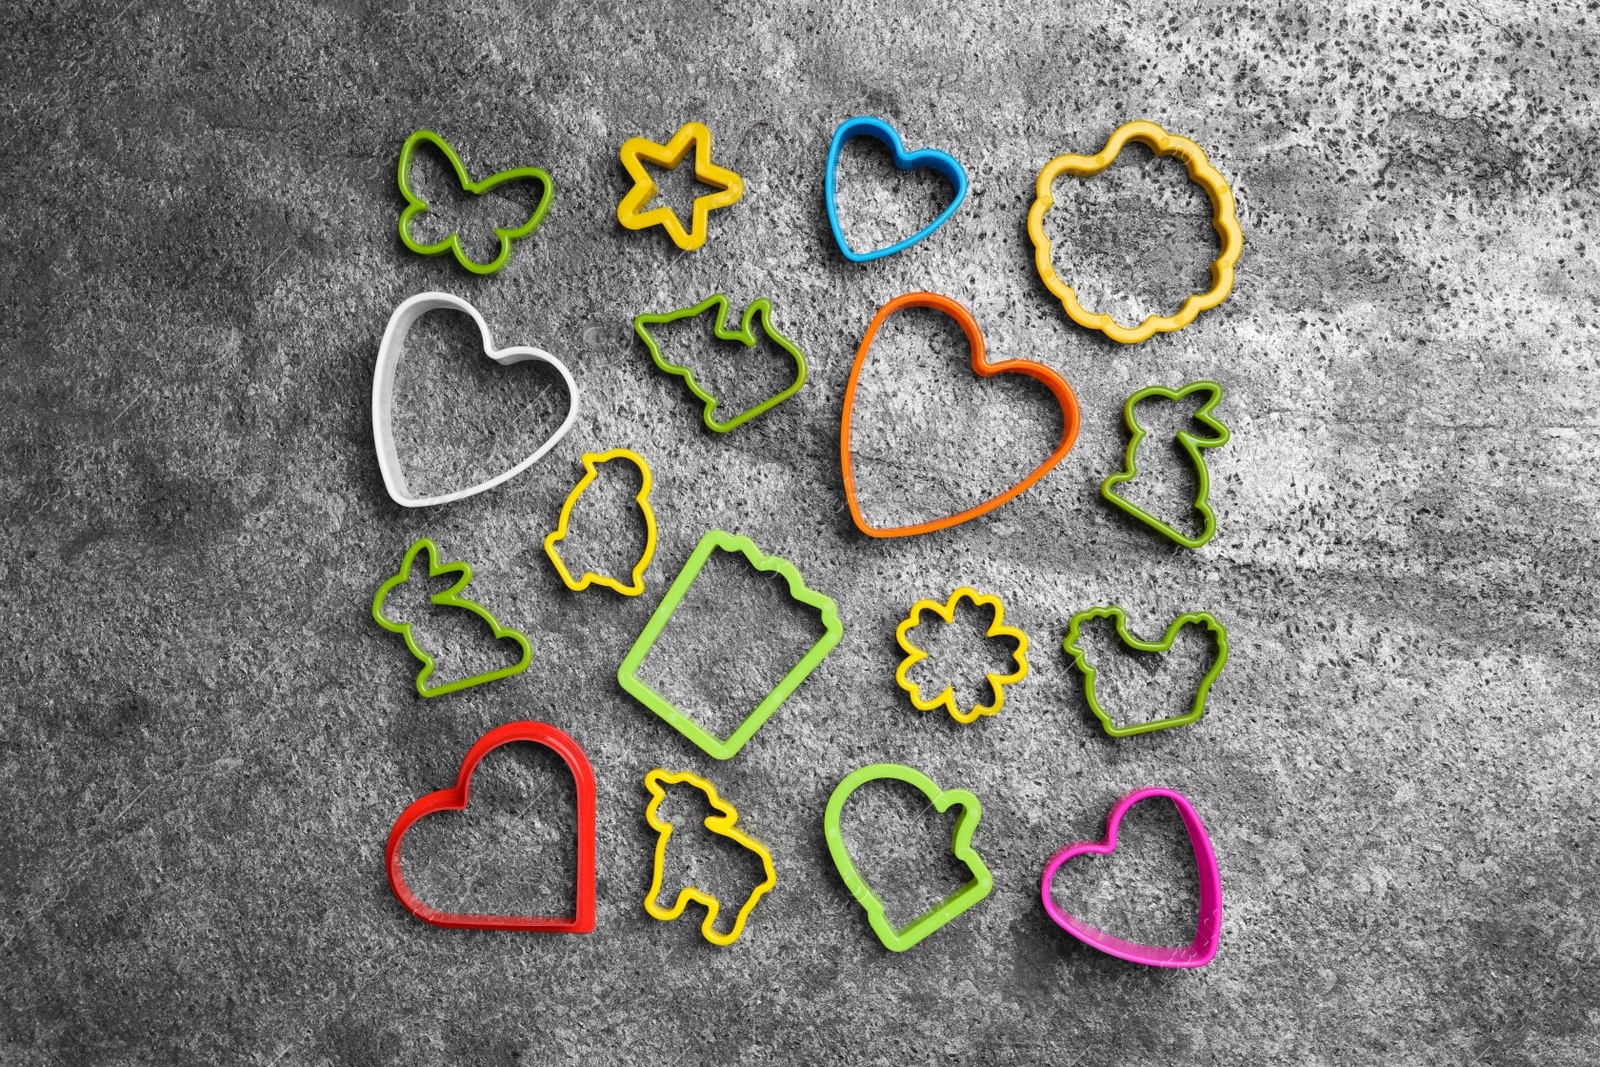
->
617, 529, 843, 760
632, 293, 808, 432
397, 129, 555, 276
372, 537, 534, 698
1063, 606, 1229, 737
823, 763, 994, 952
1100, 380, 1231, 549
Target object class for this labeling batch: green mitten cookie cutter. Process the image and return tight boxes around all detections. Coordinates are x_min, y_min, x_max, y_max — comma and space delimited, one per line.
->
617, 530, 842, 760
1100, 380, 1230, 549
632, 293, 808, 432
372, 538, 533, 698
823, 763, 993, 952
1063, 606, 1229, 737
397, 129, 554, 276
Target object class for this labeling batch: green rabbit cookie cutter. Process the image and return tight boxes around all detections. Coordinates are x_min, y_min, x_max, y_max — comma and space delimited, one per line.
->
397, 129, 554, 276
1101, 380, 1230, 549
824, 763, 994, 952
632, 293, 808, 432
372, 537, 533, 698
1063, 606, 1229, 737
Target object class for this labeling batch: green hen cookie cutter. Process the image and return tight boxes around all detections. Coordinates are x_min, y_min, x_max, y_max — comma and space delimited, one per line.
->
372, 537, 533, 698
397, 129, 555, 276
1101, 380, 1231, 549
824, 763, 994, 952
632, 293, 808, 432
1063, 606, 1229, 737
617, 530, 842, 760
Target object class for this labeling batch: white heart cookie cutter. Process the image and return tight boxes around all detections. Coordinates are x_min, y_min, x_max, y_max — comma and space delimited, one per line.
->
373, 292, 579, 508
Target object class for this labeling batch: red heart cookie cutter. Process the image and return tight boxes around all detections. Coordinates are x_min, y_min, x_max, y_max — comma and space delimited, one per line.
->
839, 291, 1081, 538
385, 720, 596, 933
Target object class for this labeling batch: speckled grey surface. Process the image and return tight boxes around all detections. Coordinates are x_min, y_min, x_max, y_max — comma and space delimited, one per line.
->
3, 1, 1598, 1064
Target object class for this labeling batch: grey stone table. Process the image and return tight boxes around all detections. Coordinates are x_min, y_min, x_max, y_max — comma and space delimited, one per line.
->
2, 1, 1596, 1064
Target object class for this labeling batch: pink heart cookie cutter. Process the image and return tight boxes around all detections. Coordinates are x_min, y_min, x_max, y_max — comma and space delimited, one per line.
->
1039, 787, 1221, 968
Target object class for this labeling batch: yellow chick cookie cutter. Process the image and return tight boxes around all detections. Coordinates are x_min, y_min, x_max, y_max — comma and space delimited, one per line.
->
544, 449, 657, 597
643, 768, 777, 947
1028, 120, 1242, 344
617, 121, 744, 251
895, 586, 1030, 724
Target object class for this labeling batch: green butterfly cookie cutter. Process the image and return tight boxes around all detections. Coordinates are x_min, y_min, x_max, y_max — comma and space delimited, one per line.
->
397, 129, 554, 276
823, 763, 993, 952
617, 529, 842, 760
1100, 379, 1231, 549
372, 537, 533, 698
632, 293, 808, 432
1063, 606, 1229, 737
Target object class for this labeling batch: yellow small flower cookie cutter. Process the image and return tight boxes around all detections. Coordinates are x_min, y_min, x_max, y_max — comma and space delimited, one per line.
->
643, 768, 777, 947
544, 449, 658, 597
617, 121, 744, 252
894, 586, 1030, 724
1028, 120, 1242, 344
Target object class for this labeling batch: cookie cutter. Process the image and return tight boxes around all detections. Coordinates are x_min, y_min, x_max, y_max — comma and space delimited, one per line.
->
616, 121, 744, 251
544, 448, 658, 596
643, 768, 777, 946
824, 116, 969, 262
372, 537, 533, 698
373, 292, 579, 508
632, 293, 808, 433
1028, 120, 1242, 343
1063, 606, 1229, 737
1101, 380, 1230, 549
840, 291, 1082, 538
617, 529, 843, 760
386, 720, 596, 933
1040, 787, 1221, 967
894, 586, 1029, 724
823, 763, 993, 952
397, 129, 555, 276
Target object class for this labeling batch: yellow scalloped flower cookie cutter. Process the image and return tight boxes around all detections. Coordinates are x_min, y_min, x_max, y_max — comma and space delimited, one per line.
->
895, 586, 1030, 724
1028, 120, 1242, 344
544, 449, 658, 597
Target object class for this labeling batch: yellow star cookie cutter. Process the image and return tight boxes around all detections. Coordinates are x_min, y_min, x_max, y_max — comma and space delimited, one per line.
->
894, 586, 1030, 724
1028, 120, 1242, 344
544, 449, 657, 597
616, 121, 744, 251
643, 768, 777, 947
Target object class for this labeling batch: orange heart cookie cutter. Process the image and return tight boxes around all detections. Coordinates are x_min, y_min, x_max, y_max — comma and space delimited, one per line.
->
839, 292, 1081, 538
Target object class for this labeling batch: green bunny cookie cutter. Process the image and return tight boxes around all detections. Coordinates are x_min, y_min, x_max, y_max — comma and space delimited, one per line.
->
397, 129, 554, 276
632, 293, 808, 432
1063, 606, 1229, 737
372, 537, 533, 698
1101, 380, 1231, 549
617, 530, 842, 760
824, 763, 993, 952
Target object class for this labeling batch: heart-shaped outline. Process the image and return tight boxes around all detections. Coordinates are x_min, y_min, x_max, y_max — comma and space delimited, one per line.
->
385, 720, 596, 933
894, 586, 1030, 724
373, 292, 579, 508
1063, 606, 1230, 737
1040, 787, 1221, 968
823, 763, 993, 952
825, 116, 969, 262
1101, 380, 1231, 548
397, 129, 555, 276
839, 291, 1082, 538
544, 449, 658, 597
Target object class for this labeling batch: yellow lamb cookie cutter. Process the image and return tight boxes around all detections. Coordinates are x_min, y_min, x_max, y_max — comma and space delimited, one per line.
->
643, 768, 778, 947
544, 449, 657, 597
895, 586, 1030, 724
1028, 120, 1242, 344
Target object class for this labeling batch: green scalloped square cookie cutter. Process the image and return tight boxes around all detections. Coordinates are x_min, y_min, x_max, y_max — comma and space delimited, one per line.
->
1100, 379, 1231, 549
617, 530, 842, 760
823, 763, 994, 952
1063, 606, 1229, 737
632, 293, 808, 432
397, 129, 555, 276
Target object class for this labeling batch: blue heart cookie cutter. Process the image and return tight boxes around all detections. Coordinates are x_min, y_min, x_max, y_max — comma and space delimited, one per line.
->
824, 117, 969, 263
